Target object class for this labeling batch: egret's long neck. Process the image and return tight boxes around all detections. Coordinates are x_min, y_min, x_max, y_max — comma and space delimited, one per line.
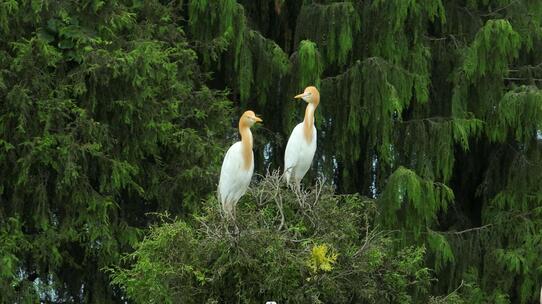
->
303, 103, 316, 143
239, 122, 253, 171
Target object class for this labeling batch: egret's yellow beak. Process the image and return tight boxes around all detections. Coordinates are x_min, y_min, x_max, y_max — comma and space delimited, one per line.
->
294, 92, 308, 99
254, 116, 263, 123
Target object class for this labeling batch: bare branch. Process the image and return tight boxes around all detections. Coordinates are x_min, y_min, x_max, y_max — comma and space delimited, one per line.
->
440, 224, 493, 235
504, 77, 542, 82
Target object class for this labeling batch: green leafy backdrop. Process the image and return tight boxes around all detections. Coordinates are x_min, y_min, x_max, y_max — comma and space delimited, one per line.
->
1, 0, 541, 303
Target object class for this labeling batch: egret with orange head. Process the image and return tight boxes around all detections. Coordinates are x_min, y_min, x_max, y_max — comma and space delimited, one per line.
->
218, 110, 262, 219
284, 86, 320, 187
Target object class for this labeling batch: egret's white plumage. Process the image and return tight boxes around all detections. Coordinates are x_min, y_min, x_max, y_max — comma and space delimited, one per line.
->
218, 111, 262, 218
284, 86, 320, 186
284, 119, 317, 185
218, 142, 253, 216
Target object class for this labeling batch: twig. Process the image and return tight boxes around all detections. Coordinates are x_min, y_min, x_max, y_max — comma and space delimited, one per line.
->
424, 35, 448, 41
439, 211, 537, 236
440, 224, 493, 235
481, 0, 519, 17
504, 77, 542, 82
441, 280, 465, 301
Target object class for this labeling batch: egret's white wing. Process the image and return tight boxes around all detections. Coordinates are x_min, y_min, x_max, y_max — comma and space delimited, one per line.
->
284, 123, 317, 185
284, 123, 304, 183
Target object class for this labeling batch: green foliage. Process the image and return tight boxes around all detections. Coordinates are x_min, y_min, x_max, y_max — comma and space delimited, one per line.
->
462, 19, 520, 81
249, 30, 290, 106
427, 231, 455, 273
295, 2, 360, 65
295, 40, 323, 90
233, 29, 290, 104
379, 167, 454, 239
110, 174, 445, 303
0, 0, 232, 302
378, 166, 460, 275
456, 268, 512, 304
473, 144, 542, 304
0, 217, 35, 301
2, 0, 542, 302
322, 57, 427, 166
397, 118, 483, 182
366, 0, 445, 63
488, 85, 542, 144
452, 19, 521, 117
188, 0, 289, 106
362, 0, 444, 107
188, 0, 237, 64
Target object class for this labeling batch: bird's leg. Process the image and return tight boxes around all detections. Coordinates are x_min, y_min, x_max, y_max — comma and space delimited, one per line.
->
221, 211, 231, 235
296, 184, 302, 207
224, 207, 239, 239
233, 221, 240, 238
293, 181, 307, 209
281, 168, 290, 184
220, 206, 236, 237
229, 218, 240, 243
233, 207, 239, 234
275, 185, 286, 231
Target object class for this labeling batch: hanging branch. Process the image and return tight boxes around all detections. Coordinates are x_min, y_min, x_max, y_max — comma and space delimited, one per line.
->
503, 77, 542, 82
481, 0, 520, 17
440, 224, 493, 235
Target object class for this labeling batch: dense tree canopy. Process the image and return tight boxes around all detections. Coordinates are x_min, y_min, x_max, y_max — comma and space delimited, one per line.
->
0, 1, 231, 302
1, 0, 541, 303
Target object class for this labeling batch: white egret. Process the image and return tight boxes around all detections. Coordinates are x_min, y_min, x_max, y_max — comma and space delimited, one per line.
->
218, 110, 262, 219
284, 86, 320, 187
